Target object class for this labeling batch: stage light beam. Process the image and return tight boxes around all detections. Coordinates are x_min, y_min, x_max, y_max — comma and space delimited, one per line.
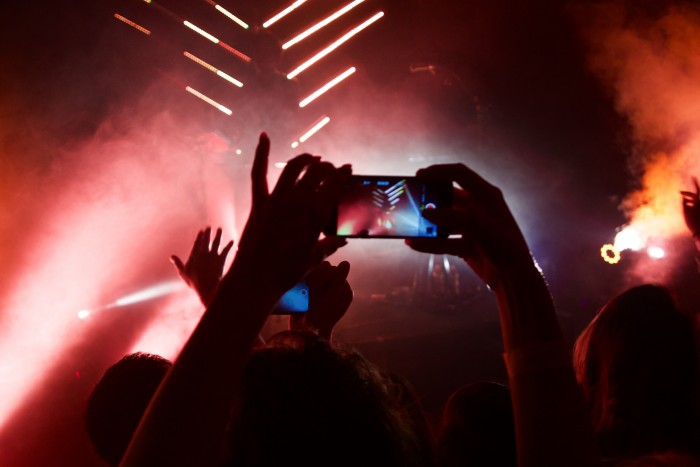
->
291, 116, 331, 147
184, 52, 244, 87
186, 86, 233, 115
299, 67, 356, 107
114, 13, 151, 35
204, 0, 249, 29
282, 0, 364, 49
263, 0, 307, 28
183, 21, 251, 62
287, 11, 384, 79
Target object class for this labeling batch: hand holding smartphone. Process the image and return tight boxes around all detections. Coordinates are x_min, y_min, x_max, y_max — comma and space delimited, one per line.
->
323, 175, 453, 239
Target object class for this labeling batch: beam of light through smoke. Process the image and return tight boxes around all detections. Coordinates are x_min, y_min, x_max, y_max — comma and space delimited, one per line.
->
282, 0, 365, 50
183, 21, 251, 62
185, 86, 233, 115
204, 0, 249, 30
299, 67, 356, 107
286, 12, 384, 80
263, 0, 307, 29
183, 52, 244, 87
291, 115, 331, 148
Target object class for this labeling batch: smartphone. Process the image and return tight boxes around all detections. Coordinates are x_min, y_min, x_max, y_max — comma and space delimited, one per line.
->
324, 175, 452, 239
270, 280, 309, 314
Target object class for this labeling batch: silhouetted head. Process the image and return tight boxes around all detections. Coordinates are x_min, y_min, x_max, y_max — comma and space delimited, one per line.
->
437, 381, 516, 467
224, 330, 434, 467
573, 284, 700, 458
84, 352, 172, 466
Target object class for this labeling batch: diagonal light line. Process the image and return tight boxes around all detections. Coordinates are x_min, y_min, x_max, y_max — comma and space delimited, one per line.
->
282, 0, 364, 50
299, 67, 356, 107
287, 11, 384, 80
263, 0, 307, 28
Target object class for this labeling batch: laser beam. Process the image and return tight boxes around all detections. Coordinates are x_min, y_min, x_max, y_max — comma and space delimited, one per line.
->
114, 13, 151, 35
263, 0, 307, 28
299, 67, 356, 107
291, 116, 330, 147
287, 11, 384, 79
186, 86, 233, 115
282, 0, 364, 49
204, 0, 249, 29
184, 51, 244, 87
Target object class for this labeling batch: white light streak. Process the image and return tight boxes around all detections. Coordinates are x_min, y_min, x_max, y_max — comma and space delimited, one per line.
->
298, 116, 330, 143
186, 86, 233, 115
214, 4, 249, 29
263, 0, 307, 28
282, 0, 364, 49
287, 11, 384, 79
216, 70, 244, 87
299, 67, 356, 107
184, 20, 219, 43
77, 310, 91, 320
112, 280, 184, 307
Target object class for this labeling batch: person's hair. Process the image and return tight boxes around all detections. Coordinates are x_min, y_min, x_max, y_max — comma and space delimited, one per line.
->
84, 352, 172, 466
573, 284, 700, 459
223, 330, 435, 467
437, 381, 517, 467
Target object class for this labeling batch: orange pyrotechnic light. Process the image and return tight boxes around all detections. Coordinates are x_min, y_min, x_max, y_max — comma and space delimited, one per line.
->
291, 116, 331, 148
299, 67, 356, 107
287, 11, 384, 80
185, 86, 233, 115
263, 0, 307, 28
282, 0, 365, 49
114, 13, 151, 35
184, 51, 244, 87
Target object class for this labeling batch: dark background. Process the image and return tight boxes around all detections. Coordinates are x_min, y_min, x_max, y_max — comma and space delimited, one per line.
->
1, 1, 699, 465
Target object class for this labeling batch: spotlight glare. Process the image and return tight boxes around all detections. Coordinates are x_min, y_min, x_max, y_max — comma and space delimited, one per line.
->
600, 244, 621, 265
290, 142, 299, 149
287, 11, 384, 79
114, 13, 151, 35
111, 280, 184, 307
647, 246, 665, 259
282, 0, 364, 49
185, 86, 233, 115
263, 0, 307, 28
614, 226, 643, 251
77, 310, 91, 320
299, 67, 356, 107
184, 20, 219, 43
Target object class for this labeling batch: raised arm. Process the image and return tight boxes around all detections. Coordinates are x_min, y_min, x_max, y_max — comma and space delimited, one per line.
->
119, 133, 351, 466
681, 177, 700, 265
407, 163, 598, 467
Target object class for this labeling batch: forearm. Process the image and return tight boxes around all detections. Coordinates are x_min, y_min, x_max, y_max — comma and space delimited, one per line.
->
120, 271, 281, 466
493, 262, 599, 467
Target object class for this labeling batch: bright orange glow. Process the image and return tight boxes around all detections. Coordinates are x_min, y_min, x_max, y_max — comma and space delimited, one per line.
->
299, 67, 356, 107
613, 225, 643, 251
114, 13, 151, 35
263, 0, 307, 28
282, 0, 364, 49
184, 20, 219, 43
183, 51, 217, 73
217, 41, 252, 62
185, 86, 233, 115
183, 52, 244, 87
600, 244, 621, 264
287, 11, 384, 79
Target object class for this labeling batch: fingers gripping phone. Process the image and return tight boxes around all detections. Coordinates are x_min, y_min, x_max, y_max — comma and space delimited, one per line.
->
324, 175, 452, 239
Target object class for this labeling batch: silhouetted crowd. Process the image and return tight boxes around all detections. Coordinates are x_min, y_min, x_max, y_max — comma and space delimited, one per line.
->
84, 134, 700, 467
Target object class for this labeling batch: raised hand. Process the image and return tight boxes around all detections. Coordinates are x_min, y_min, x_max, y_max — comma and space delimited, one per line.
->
228, 133, 352, 297
406, 163, 533, 288
171, 227, 234, 305
289, 260, 353, 339
681, 177, 700, 237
